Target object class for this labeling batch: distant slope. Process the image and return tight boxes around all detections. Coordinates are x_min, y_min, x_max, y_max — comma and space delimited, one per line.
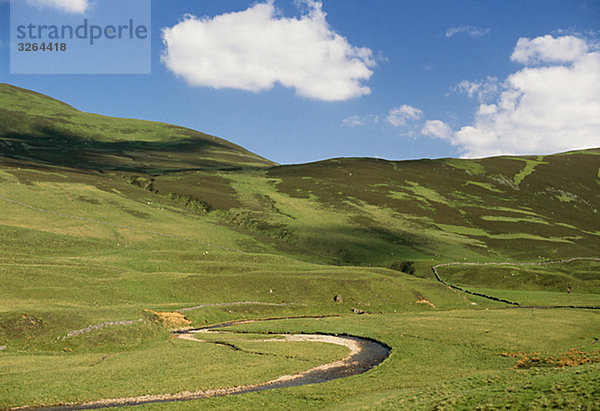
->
264, 152, 600, 264
127, 148, 600, 269
1, 83, 598, 271
0, 83, 275, 171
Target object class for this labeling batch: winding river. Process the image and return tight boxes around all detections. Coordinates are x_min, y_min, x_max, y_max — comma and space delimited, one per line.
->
16, 320, 390, 410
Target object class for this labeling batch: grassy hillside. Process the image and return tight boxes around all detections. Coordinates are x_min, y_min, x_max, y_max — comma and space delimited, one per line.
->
0, 83, 275, 171
266, 152, 600, 263
95, 150, 600, 270
1, 84, 599, 409
2, 83, 599, 269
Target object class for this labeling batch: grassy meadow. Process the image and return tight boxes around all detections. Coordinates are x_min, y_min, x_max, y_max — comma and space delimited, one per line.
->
1, 83, 599, 409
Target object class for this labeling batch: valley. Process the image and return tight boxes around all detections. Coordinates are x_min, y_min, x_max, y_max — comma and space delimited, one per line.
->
0, 83, 599, 409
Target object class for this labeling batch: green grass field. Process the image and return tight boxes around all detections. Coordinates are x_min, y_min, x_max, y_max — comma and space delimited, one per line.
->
1, 83, 599, 409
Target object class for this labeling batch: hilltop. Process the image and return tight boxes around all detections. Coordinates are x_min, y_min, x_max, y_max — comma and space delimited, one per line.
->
0, 83, 275, 172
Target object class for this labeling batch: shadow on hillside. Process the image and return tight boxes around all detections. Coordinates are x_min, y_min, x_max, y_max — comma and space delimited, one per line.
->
0, 126, 246, 173
277, 224, 429, 266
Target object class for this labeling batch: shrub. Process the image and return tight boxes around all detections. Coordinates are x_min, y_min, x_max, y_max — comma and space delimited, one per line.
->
390, 261, 416, 275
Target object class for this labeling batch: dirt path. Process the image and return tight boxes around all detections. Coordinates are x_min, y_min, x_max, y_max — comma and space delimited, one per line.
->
12, 322, 389, 410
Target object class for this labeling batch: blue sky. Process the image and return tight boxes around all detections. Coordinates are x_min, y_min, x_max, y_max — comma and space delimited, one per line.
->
1, 0, 599, 164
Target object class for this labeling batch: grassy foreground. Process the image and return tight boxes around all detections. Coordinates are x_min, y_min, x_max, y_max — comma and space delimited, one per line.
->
132, 310, 600, 410
3, 309, 599, 409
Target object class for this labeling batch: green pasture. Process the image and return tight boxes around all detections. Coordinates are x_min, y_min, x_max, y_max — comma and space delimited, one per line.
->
130, 310, 600, 410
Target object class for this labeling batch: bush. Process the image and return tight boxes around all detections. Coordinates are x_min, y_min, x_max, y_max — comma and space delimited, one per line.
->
390, 261, 416, 275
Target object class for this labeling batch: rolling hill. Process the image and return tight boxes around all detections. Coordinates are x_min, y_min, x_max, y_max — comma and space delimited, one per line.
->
2, 83, 599, 268
0, 83, 275, 172
1, 83, 599, 409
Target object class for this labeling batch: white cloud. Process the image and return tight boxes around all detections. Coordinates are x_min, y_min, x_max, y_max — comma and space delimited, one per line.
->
25, 0, 89, 14
456, 76, 499, 102
342, 114, 379, 127
386, 105, 423, 127
161, 0, 375, 101
421, 120, 452, 140
511, 35, 588, 65
446, 26, 490, 38
443, 35, 600, 157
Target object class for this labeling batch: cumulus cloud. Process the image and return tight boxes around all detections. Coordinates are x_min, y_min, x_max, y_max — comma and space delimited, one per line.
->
441, 35, 600, 157
161, 0, 375, 101
511, 35, 588, 65
421, 120, 452, 140
386, 105, 423, 127
25, 0, 89, 14
445, 25, 490, 38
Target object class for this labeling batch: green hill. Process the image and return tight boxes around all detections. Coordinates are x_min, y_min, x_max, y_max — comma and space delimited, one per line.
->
265, 151, 600, 263
0, 83, 275, 171
1, 82, 599, 274
1, 84, 599, 410
1, 83, 598, 285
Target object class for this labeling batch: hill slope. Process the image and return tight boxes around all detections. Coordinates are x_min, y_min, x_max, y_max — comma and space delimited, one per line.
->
1, 83, 599, 269
264, 151, 600, 263
0, 83, 275, 171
